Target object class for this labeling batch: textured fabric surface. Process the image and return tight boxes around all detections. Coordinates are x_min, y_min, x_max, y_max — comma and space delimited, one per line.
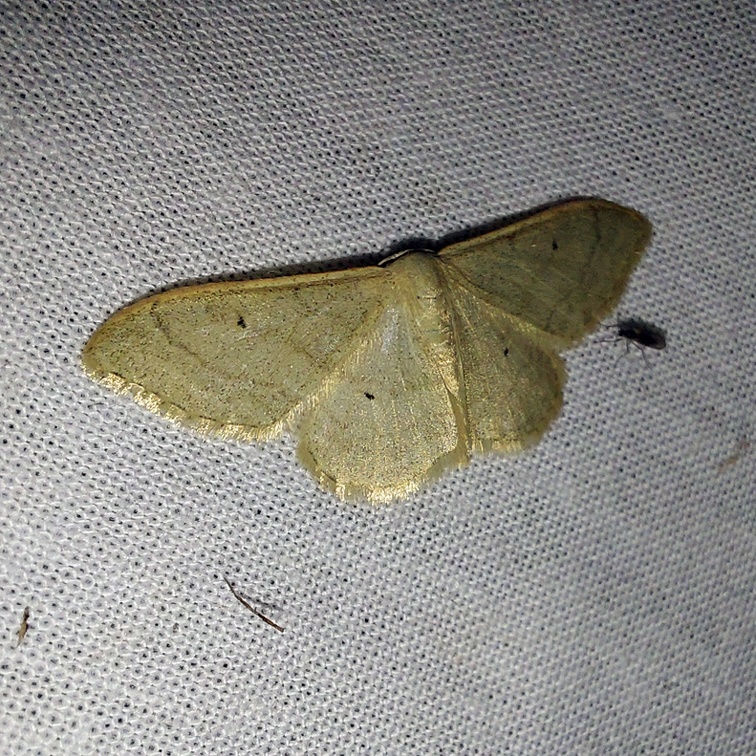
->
1, 2, 754, 754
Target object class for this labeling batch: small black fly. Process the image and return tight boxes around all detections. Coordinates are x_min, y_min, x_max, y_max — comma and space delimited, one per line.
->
604, 317, 667, 364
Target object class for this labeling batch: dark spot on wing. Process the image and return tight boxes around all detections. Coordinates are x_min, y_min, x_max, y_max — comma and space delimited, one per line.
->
552, 239, 558, 251
237, 315, 246, 328
503, 347, 509, 357
364, 392, 375, 400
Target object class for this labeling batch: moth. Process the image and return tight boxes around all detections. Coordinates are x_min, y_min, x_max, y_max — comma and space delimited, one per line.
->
82, 199, 652, 502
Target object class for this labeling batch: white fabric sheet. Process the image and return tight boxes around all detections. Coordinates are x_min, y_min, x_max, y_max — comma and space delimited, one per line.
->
1, 2, 753, 753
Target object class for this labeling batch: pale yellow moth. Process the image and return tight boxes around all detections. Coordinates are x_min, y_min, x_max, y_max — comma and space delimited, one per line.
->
82, 199, 652, 502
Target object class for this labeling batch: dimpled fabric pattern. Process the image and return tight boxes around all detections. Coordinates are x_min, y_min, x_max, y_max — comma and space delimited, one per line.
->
1, 2, 753, 754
